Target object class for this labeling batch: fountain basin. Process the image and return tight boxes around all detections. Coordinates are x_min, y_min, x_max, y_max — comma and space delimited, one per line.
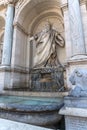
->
0, 96, 63, 128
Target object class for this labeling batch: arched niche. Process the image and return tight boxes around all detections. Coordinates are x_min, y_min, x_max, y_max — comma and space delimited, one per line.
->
28, 14, 65, 67
13, 0, 66, 68
15, 0, 62, 32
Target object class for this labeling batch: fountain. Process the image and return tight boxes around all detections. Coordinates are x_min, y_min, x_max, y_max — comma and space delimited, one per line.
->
0, 22, 66, 130
0, 96, 64, 129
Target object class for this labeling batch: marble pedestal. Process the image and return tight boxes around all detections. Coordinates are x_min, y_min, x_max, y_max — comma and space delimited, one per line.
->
30, 67, 64, 92
59, 96, 87, 130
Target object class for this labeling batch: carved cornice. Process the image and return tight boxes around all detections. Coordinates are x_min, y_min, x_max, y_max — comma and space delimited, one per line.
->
67, 58, 87, 66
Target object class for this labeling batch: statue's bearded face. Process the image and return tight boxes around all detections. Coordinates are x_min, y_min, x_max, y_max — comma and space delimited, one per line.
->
45, 22, 53, 31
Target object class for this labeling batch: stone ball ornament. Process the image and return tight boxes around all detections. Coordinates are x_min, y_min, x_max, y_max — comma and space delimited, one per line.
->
69, 68, 87, 97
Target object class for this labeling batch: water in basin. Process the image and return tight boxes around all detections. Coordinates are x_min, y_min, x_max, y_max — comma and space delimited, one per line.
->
0, 95, 64, 129
0, 96, 63, 106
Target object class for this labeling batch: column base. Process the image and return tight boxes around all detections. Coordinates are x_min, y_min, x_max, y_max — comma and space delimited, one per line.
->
0, 66, 29, 91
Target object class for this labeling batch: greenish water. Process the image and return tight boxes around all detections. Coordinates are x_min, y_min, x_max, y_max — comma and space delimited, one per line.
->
0, 96, 63, 106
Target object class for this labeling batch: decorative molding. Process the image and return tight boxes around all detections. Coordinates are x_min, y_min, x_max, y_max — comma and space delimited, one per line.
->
13, 22, 28, 36
0, 65, 29, 73
67, 57, 87, 66
7, 0, 18, 4
16, 0, 26, 9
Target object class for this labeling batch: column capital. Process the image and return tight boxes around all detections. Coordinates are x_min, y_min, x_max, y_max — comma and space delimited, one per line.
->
7, 0, 18, 5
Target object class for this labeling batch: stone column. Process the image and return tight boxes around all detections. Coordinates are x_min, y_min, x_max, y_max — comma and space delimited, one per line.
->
2, 1, 15, 65
29, 37, 34, 68
68, 0, 86, 56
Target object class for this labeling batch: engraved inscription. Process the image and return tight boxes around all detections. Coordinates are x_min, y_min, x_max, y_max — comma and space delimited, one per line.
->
66, 116, 87, 130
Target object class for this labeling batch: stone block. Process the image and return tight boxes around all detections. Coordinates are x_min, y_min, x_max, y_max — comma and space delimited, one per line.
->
59, 97, 87, 130
65, 116, 87, 130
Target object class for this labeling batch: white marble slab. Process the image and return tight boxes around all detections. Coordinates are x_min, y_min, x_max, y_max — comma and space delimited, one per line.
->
0, 118, 52, 130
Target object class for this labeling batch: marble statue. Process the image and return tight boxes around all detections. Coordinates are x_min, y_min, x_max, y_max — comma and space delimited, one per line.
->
69, 68, 87, 97
29, 23, 65, 91
30, 22, 65, 68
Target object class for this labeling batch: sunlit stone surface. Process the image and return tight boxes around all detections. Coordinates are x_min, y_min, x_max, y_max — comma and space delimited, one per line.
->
0, 118, 52, 130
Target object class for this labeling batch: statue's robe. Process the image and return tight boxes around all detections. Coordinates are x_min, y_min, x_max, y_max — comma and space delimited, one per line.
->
33, 28, 64, 68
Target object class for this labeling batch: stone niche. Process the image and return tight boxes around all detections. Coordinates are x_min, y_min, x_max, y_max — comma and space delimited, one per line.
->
28, 15, 66, 92
0, 0, 66, 90
11, 16, 66, 92
29, 17, 66, 67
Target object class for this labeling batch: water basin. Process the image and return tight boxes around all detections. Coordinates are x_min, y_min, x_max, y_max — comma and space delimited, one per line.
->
0, 95, 64, 128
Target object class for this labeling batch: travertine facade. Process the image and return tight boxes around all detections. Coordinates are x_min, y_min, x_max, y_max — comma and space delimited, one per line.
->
0, 0, 87, 90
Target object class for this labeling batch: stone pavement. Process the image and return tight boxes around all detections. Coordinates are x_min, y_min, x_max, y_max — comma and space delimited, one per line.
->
0, 118, 52, 130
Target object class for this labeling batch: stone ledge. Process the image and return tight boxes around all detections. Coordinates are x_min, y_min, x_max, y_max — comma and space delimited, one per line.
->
64, 96, 87, 108
59, 107, 87, 118
67, 56, 87, 66
4, 91, 69, 97
0, 66, 29, 74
